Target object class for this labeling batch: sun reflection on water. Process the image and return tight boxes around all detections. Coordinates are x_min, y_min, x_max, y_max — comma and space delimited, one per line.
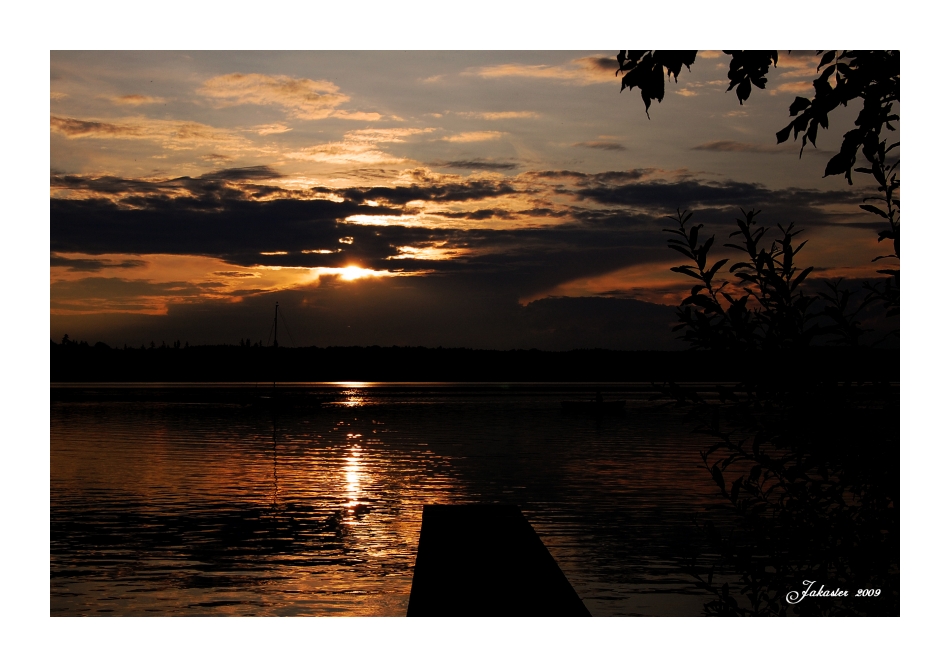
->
340, 390, 366, 408
344, 435, 365, 519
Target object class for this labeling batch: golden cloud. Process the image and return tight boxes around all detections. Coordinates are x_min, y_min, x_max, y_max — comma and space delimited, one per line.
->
458, 111, 539, 120
330, 110, 383, 121
198, 73, 380, 121
286, 127, 435, 164
771, 81, 815, 95
525, 260, 694, 307
50, 115, 252, 152
775, 52, 822, 79
386, 244, 471, 261
250, 123, 291, 135
469, 55, 616, 85
442, 131, 504, 143
111, 94, 166, 106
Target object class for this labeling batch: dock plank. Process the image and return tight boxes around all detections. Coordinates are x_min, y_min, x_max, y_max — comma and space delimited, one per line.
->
406, 504, 590, 616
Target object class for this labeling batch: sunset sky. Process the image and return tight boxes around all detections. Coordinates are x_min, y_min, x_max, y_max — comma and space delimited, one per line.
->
50, 50, 895, 349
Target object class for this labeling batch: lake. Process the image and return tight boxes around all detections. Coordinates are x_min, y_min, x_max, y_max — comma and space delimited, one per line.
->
50, 383, 735, 616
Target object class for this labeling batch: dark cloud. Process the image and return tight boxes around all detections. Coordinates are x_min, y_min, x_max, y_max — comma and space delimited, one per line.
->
578, 178, 770, 208
526, 169, 589, 180
50, 170, 288, 200
51, 195, 399, 264
437, 208, 519, 221
587, 57, 618, 72
580, 169, 656, 184
519, 207, 570, 218
429, 159, 521, 171
573, 141, 626, 151
51, 116, 126, 138
692, 140, 803, 154
50, 253, 147, 272
574, 176, 871, 227
213, 271, 258, 278
51, 277, 201, 300
52, 174, 175, 196
336, 180, 516, 206
199, 165, 282, 181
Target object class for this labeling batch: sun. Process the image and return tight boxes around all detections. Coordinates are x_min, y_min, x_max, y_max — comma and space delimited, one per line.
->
339, 265, 372, 281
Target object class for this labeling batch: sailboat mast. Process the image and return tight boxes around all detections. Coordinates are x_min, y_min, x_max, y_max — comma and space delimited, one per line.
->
273, 301, 279, 392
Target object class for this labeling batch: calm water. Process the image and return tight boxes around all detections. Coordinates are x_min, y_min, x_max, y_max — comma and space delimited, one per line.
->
51, 383, 735, 616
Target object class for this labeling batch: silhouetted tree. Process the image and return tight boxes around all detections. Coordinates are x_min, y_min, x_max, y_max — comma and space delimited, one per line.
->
616, 50, 899, 184
662, 208, 880, 351
619, 51, 900, 318
660, 209, 898, 614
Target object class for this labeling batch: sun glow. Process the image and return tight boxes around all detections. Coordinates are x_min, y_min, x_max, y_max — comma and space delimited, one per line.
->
306, 265, 429, 283
308, 265, 388, 281
340, 265, 373, 281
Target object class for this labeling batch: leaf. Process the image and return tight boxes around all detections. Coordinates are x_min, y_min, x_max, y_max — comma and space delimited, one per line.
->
823, 150, 853, 177
791, 266, 814, 291
776, 123, 793, 144
737, 79, 751, 104
669, 244, 695, 260
860, 204, 889, 219
708, 258, 728, 279
671, 266, 702, 280
788, 96, 811, 115
688, 226, 699, 248
817, 50, 836, 70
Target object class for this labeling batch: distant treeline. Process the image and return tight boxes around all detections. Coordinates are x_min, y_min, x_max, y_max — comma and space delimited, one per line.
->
50, 339, 898, 383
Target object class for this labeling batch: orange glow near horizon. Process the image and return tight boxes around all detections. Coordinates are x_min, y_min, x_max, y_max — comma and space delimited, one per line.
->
49, 253, 420, 316
523, 260, 693, 307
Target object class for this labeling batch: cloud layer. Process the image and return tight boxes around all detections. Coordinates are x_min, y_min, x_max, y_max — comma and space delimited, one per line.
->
198, 73, 365, 120
51, 164, 880, 323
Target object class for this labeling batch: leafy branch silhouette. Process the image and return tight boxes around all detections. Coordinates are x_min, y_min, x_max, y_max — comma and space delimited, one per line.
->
663, 208, 878, 352
659, 210, 898, 615
616, 50, 899, 184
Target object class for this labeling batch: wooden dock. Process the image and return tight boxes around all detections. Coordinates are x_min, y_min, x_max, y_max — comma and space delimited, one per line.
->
406, 504, 591, 616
